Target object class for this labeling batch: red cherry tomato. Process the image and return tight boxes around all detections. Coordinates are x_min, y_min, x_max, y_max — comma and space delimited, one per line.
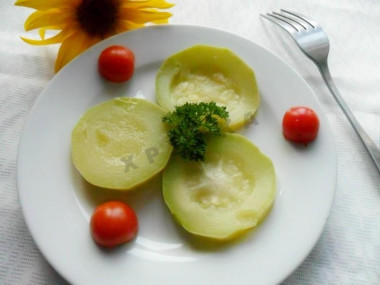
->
282, 106, 320, 144
98, 45, 135, 82
90, 201, 138, 248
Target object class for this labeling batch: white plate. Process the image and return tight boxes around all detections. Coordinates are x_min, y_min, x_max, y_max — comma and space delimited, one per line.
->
17, 25, 336, 285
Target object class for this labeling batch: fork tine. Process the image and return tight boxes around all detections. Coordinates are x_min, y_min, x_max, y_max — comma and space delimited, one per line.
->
281, 9, 318, 28
272, 12, 307, 30
260, 13, 299, 34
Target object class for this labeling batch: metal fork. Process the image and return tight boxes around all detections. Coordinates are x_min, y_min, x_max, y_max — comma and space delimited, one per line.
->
261, 9, 380, 173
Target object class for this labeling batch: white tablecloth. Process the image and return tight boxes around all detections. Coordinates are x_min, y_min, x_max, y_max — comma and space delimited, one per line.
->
1, 0, 379, 284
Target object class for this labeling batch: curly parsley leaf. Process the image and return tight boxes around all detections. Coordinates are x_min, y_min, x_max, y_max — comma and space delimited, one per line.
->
162, 102, 229, 161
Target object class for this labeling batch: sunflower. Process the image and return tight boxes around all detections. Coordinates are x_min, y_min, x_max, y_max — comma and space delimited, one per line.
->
16, 0, 174, 72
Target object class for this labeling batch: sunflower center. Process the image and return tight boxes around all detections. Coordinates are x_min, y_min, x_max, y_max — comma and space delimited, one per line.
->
76, 0, 120, 37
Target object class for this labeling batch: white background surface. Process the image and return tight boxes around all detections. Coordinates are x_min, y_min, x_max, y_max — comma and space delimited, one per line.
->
1, 0, 379, 284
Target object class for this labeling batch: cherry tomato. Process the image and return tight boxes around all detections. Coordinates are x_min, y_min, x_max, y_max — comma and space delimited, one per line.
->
98, 45, 135, 83
90, 201, 138, 248
282, 106, 320, 144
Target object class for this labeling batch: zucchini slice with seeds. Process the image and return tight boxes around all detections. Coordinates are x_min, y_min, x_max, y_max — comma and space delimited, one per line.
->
71, 97, 172, 190
163, 133, 276, 240
156, 45, 260, 130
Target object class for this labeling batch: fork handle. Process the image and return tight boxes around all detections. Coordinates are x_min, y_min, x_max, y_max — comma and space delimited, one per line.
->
317, 61, 380, 173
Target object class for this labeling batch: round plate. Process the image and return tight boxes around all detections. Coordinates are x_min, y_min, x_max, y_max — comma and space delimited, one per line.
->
17, 25, 336, 285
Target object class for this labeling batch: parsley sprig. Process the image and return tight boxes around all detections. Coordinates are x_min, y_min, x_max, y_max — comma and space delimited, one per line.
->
162, 102, 229, 161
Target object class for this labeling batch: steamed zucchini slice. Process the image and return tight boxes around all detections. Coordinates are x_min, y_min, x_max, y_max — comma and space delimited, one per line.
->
71, 97, 172, 190
156, 45, 260, 130
163, 133, 275, 240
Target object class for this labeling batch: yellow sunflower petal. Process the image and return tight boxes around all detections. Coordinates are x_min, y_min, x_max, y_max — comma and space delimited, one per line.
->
55, 32, 99, 72
38, 28, 45, 39
15, 0, 79, 10
120, 0, 174, 9
21, 27, 73, 45
150, 18, 169, 24
37, 25, 66, 31
119, 8, 172, 24
24, 9, 73, 31
117, 20, 145, 32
